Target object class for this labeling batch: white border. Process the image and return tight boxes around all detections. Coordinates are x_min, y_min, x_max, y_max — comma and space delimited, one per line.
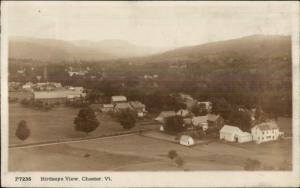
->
1, 1, 300, 187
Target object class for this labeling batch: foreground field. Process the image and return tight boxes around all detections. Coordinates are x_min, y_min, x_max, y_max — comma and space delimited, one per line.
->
9, 103, 159, 145
9, 134, 291, 171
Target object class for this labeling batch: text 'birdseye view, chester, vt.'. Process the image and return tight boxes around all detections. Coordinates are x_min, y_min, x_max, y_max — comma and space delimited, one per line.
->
7, 2, 293, 172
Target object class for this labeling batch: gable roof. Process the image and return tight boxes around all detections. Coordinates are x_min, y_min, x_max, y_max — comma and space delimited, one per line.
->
129, 101, 145, 109
207, 114, 221, 122
114, 102, 133, 110
254, 121, 279, 131
220, 125, 242, 134
34, 89, 84, 99
192, 115, 208, 125
112, 96, 127, 102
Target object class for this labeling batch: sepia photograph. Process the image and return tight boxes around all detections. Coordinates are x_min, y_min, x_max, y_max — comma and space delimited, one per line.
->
1, 1, 299, 187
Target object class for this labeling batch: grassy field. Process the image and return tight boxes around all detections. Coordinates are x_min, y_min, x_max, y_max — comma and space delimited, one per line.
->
8, 103, 292, 171
9, 103, 159, 145
9, 134, 291, 171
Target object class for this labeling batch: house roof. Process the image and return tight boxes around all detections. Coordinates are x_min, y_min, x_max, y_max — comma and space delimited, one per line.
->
180, 135, 194, 141
220, 125, 242, 134
192, 115, 208, 124
254, 121, 279, 131
34, 89, 84, 99
112, 96, 127, 102
157, 111, 176, 118
207, 114, 221, 122
129, 101, 145, 109
103, 104, 114, 108
114, 102, 133, 110
236, 131, 252, 137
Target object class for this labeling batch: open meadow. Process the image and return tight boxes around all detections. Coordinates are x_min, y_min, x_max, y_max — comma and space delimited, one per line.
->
9, 134, 291, 171
9, 103, 159, 146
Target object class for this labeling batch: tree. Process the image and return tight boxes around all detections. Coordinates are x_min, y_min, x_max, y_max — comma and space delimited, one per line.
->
117, 109, 136, 129
211, 97, 233, 119
15, 120, 30, 141
168, 150, 178, 159
74, 107, 99, 135
164, 115, 186, 133
228, 110, 252, 132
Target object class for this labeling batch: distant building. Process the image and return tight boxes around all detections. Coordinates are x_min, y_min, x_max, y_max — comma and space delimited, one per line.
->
101, 104, 114, 113
192, 116, 209, 131
22, 82, 34, 90
207, 114, 224, 130
155, 111, 177, 123
251, 121, 284, 144
198, 101, 212, 112
179, 135, 195, 146
33, 88, 85, 104
111, 96, 127, 104
129, 101, 147, 117
219, 125, 252, 143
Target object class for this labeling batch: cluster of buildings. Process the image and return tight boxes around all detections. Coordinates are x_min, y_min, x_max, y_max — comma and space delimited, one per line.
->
67, 66, 90, 77
9, 81, 86, 105
154, 94, 284, 146
33, 86, 86, 104
90, 95, 147, 117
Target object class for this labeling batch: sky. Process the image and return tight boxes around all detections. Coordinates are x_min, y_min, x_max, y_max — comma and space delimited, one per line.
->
6, 1, 295, 48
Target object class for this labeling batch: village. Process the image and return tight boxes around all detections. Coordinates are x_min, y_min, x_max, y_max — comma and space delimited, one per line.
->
9, 75, 286, 147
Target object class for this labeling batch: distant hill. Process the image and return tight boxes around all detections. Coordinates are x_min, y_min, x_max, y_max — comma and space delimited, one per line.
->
9, 37, 164, 63
133, 35, 291, 63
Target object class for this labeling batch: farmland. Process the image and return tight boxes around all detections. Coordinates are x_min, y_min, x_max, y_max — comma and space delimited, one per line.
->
9, 103, 159, 146
9, 134, 291, 171
9, 103, 292, 171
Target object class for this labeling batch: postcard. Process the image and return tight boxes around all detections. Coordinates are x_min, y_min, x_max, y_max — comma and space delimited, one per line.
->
1, 1, 299, 187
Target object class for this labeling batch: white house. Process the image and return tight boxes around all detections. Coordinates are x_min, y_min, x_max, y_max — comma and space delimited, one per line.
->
220, 125, 242, 142
219, 125, 252, 143
179, 135, 195, 146
251, 121, 283, 144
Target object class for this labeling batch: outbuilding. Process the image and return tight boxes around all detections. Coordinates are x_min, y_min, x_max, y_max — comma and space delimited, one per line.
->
219, 125, 242, 142
179, 135, 195, 146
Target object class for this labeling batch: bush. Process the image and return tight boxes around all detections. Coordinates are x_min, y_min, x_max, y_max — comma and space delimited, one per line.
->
164, 115, 186, 133
168, 150, 178, 159
74, 107, 100, 135
15, 120, 30, 141
174, 156, 184, 167
116, 109, 137, 130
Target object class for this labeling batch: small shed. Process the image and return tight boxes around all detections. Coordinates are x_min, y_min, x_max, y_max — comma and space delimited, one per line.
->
179, 135, 195, 146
